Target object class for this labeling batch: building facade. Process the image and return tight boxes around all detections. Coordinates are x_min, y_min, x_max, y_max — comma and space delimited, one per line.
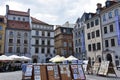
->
31, 17, 54, 63
5, 5, 31, 57
85, 13, 103, 65
0, 15, 6, 55
55, 22, 74, 57
73, 13, 88, 60
100, 1, 120, 66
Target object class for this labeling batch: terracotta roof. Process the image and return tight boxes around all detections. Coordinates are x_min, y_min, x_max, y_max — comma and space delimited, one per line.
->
31, 17, 49, 25
7, 20, 30, 30
8, 10, 29, 16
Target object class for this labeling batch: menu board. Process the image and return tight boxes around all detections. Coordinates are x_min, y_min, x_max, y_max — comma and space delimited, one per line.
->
25, 65, 33, 76
78, 65, 85, 80
92, 63, 100, 74
34, 65, 41, 80
71, 65, 85, 80
53, 65, 60, 79
98, 61, 110, 75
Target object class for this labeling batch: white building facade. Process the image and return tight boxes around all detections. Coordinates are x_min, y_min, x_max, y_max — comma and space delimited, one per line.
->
31, 17, 54, 63
100, 1, 120, 66
5, 5, 31, 57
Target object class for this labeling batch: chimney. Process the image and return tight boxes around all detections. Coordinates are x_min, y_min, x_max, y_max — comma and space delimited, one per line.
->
96, 3, 102, 14
28, 8, 30, 15
6, 5, 9, 14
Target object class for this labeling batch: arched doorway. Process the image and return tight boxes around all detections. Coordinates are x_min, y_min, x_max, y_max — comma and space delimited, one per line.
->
98, 57, 101, 63
33, 58, 37, 63
106, 54, 112, 62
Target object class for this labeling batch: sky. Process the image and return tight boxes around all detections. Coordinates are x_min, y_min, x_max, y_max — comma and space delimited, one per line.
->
0, 0, 106, 25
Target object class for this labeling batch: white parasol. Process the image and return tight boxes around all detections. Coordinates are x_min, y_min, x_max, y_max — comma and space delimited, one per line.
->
0, 55, 13, 61
9, 55, 22, 61
20, 56, 31, 61
52, 56, 66, 62
65, 55, 78, 61
49, 55, 61, 62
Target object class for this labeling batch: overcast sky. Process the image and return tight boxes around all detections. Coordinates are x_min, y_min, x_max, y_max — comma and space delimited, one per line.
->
0, 0, 106, 25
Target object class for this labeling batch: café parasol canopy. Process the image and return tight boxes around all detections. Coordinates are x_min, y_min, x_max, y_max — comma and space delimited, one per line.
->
49, 55, 61, 62
20, 56, 31, 61
65, 55, 78, 61
9, 55, 22, 61
0, 55, 13, 61
52, 56, 66, 62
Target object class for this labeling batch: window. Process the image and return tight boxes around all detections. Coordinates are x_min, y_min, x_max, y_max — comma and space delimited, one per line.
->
0, 26, 2, 30
79, 39, 81, 43
41, 48, 44, 53
111, 38, 115, 46
76, 48, 78, 53
10, 31, 13, 36
105, 40, 109, 47
36, 31, 39, 36
0, 18, 3, 22
97, 42, 101, 50
42, 40, 45, 45
47, 32, 50, 36
108, 12, 112, 19
88, 44, 91, 51
24, 33, 28, 37
24, 47, 27, 53
35, 39, 39, 44
96, 30, 100, 37
9, 39, 13, 43
17, 39, 20, 44
104, 27, 107, 34
23, 18, 25, 21
103, 14, 106, 22
0, 34, 2, 40
18, 17, 20, 21
91, 21, 94, 27
75, 40, 77, 44
92, 43, 96, 51
87, 33, 91, 39
42, 31, 45, 36
114, 9, 119, 16
0, 45, 1, 51
24, 40, 28, 44
92, 32, 95, 38
47, 48, 50, 53
87, 23, 90, 29
17, 32, 21, 37
79, 47, 81, 53
63, 42, 67, 47
35, 47, 39, 53
16, 47, 20, 53
13, 17, 16, 20
110, 24, 114, 32
95, 19, 99, 25
9, 47, 13, 53
47, 40, 50, 45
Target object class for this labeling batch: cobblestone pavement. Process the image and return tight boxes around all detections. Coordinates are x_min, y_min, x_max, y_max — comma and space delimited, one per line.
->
0, 71, 22, 80
0, 70, 120, 80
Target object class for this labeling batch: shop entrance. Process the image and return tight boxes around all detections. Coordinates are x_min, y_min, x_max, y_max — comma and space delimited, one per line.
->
106, 54, 112, 62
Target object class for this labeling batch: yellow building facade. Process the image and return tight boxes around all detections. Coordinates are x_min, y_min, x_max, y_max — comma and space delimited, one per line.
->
0, 15, 6, 55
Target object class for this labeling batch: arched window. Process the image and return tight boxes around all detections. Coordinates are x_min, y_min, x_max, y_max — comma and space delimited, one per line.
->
114, 9, 119, 16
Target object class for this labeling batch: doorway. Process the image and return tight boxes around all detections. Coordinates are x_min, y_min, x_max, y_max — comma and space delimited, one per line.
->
106, 54, 112, 62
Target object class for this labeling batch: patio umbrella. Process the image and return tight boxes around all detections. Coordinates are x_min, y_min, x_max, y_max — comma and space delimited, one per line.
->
20, 56, 31, 61
9, 55, 22, 61
52, 56, 66, 62
0, 55, 13, 61
65, 55, 78, 61
49, 55, 61, 62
